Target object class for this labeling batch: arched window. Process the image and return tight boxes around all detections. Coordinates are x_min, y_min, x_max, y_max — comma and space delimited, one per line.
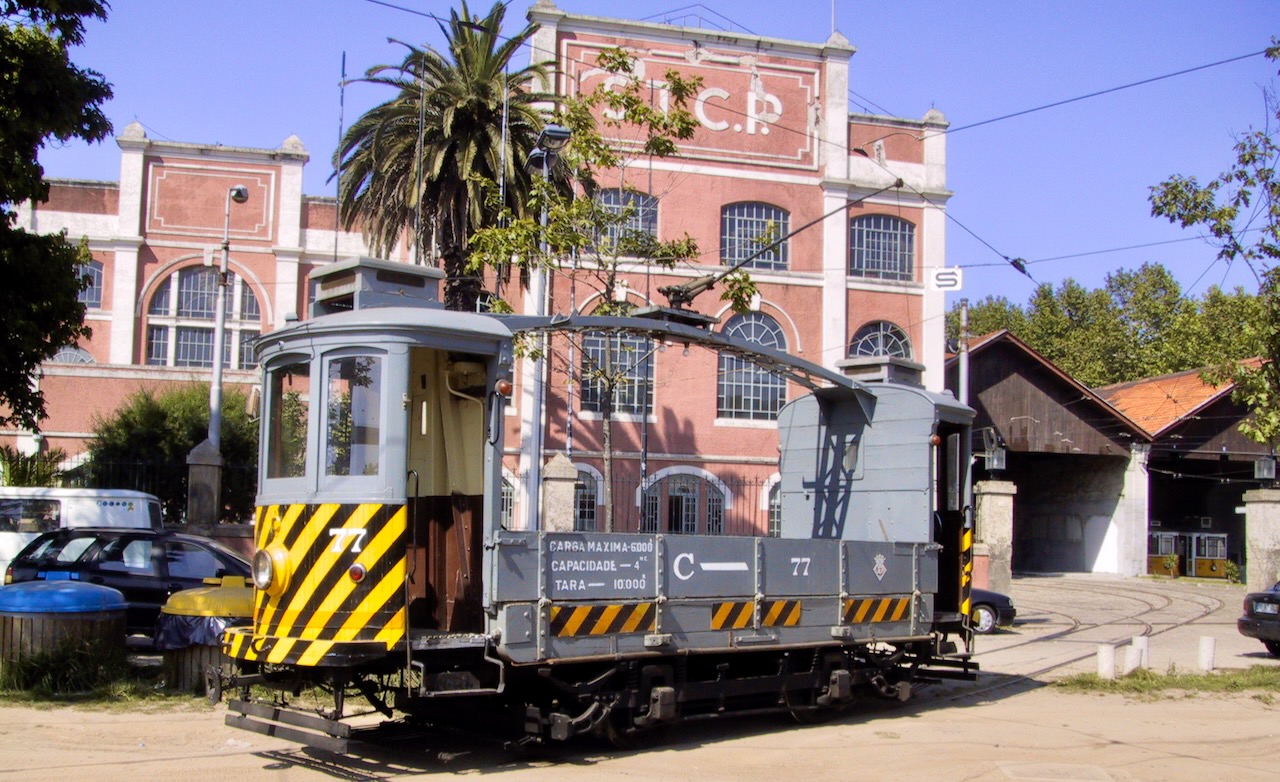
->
580, 330, 653, 415
78, 260, 103, 309
50, 346, 94, 364
850, 321, 912, 358
849, 214, 915, 281
642, 473, 726, 535
718, 312, 787, 420
596, 188, 658, 252
721, 202, 788, 271
145, 266, 261, 369
574, 470, 598, 532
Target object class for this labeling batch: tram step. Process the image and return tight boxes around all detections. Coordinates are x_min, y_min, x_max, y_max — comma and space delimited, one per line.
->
226, 699, 351, 754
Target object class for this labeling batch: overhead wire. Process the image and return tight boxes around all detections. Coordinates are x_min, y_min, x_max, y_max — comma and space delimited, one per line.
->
354, 0, 1271, 294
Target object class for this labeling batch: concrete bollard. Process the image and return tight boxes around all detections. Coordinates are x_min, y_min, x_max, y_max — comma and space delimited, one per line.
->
1199, 636, 1216, 672
1133, 636, 1149, 668
1122, 644, 1142, 675
1097, 644, 1116, 680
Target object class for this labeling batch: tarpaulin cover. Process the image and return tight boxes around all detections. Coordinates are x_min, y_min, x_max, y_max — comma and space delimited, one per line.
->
153, 612, 249, 651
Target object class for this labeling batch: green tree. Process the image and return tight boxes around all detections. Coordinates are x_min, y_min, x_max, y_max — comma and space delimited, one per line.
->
0, 1, 112, 430
335, 1, 550, 311
1018, 279, 1126, 387
80, 385, 258, 524
945, 295, 1028, 344
0, 444, 66, 486
1149, 40, 1280, 444
470, 47, 740, 531
1165, 283, 1263, 370
948, 264, 1261, 387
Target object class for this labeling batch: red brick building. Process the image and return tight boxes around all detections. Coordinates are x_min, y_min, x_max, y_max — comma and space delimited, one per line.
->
7, 4, 953, 531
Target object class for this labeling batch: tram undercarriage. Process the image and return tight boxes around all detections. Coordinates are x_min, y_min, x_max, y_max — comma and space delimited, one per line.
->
218, 633, 974, 752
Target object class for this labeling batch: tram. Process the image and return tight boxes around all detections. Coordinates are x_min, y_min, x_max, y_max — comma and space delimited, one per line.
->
218, 257, 978, 750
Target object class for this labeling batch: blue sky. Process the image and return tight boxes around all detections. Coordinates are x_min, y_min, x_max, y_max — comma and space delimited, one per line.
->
38, 1, 1278, 306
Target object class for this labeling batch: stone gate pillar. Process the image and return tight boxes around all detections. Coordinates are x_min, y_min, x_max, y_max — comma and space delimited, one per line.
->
542, 453, 578, 533
1243, 488, 1280, 592
975, 480, 1016, 594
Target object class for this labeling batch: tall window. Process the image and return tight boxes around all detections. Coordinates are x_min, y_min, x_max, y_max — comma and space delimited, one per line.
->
266, 360, 310, 480
721, 202, 788, 271
580, 330, 653, 415
574, 471, 598, 532
849, 214, 915, 281
596, 188, 658, 252
642, 473, 726, 535
768, 483, 782, 538
79, 260, 103, 309
718, 313, 787, 420
500, 478, 515, 528
324, 355, 382, 478
145, 267, 261, 369
849, 321, 912, 358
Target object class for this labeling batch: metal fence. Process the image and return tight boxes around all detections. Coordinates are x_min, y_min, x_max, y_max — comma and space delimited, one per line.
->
569, 474, 780, 537
60, 459, 257, 525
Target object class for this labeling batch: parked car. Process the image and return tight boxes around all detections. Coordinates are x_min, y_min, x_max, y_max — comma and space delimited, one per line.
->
0, 487, 163, 580
3, 528, 249, 636
1238, 581, 1280, 657
971, 587, 1017, 634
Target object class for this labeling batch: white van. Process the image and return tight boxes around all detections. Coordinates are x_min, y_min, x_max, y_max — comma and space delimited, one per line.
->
0, 487, 163, 575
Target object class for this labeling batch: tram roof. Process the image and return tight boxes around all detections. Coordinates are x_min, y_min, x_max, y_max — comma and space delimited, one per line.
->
500, 312, 863, 395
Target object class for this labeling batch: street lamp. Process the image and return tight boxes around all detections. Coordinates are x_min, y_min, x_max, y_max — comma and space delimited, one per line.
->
519, 126, 570, 531
209, 184, 249, 452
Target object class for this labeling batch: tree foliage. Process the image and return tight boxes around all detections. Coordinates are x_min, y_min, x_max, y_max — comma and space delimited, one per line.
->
0, 444, 66, 486
469, 46, 756, 531
335, 1, 550, 311
0, 1, 111, 430
947, 263, 1261, 388
81, 385, 258, 524
1149, 40, 1280, 445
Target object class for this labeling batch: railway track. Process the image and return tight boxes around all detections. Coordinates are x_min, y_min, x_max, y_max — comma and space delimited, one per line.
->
938, 576, 1229, 702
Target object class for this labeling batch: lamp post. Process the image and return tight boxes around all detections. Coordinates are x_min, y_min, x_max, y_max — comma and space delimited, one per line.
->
519, 125, 570, 530
209, 184, 249, 452
188, 184, 248, 527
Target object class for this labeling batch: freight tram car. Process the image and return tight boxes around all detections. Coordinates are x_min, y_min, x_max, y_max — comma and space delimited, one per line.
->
218, 258, 977, 751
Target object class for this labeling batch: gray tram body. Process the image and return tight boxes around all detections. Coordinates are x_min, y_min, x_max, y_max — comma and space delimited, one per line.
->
221, 258, 976, 750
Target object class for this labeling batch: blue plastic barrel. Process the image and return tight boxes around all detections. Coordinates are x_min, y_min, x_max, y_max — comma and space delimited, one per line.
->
0, 582, 127, 665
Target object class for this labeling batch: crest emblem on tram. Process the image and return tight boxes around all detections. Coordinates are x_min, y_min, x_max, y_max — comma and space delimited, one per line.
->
873, 554, 887, 581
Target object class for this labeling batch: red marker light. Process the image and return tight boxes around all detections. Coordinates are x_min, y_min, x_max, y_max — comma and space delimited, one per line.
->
348, 563, 367, 583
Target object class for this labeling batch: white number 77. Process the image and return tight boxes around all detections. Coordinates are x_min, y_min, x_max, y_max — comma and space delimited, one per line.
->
328, 528, 367, 554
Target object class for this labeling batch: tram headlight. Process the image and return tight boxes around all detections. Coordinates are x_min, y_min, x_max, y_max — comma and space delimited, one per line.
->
252, 544, 291, 597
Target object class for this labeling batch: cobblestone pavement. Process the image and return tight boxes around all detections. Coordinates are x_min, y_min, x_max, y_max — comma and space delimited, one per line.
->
0, 574, 1276, 781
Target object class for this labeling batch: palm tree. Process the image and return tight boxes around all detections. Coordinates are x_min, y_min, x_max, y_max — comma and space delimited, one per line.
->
335, 1, 551, 311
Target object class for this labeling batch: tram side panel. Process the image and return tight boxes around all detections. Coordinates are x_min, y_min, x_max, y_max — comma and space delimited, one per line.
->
490, 532, 935, 664
490, 384, 946, 664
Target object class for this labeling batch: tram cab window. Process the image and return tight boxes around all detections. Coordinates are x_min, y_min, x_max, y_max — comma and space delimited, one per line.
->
325, 355, 383, 477
266, 360, 310, 479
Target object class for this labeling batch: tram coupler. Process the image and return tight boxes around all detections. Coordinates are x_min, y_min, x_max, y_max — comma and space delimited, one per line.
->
816, 669, 853, 706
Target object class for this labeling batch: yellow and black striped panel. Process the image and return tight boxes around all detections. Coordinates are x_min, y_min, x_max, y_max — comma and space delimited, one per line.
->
711, 599, 802, 630
548, 603, 655, 637
960, 521, 974, 620
250, 502, 408, 658
842, 595, 911, 625
223, 626, 392, 668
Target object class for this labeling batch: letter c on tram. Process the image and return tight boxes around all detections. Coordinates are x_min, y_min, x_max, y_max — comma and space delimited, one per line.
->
674, 552, 695, 581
